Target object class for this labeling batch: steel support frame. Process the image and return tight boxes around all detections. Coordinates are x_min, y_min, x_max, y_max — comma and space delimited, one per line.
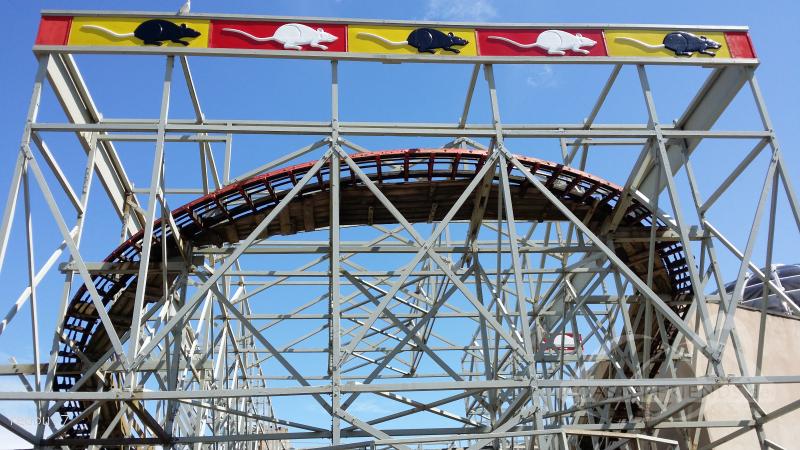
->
0, 31, 796, 450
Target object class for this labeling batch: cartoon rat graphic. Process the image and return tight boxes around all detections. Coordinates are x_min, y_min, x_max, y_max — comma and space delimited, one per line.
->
81, 19, 201, 46
357, 28, 469, 53
616, 31, 721, 56
222, 24, 338, 50
488, 30, 596, 55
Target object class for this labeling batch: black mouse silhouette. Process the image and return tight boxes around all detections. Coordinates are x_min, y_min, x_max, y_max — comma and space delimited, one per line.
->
616, 31, 722, 57
357, 28, 469, 53
663, 31, 721, 56
81, 19, 202, 46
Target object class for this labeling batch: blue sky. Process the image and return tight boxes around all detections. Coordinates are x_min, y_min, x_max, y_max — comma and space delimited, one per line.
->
0, 0, 799, 448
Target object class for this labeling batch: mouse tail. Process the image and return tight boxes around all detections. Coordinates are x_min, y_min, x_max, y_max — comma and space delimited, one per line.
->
356, 32, 408, 46
80, 25, 135, 38
221, 28, 277, 43
487, 36, 539, 49
615, 37, 665, 49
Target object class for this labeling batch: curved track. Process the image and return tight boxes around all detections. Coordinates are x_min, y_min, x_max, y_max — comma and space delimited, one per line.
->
54, 148, 692, 439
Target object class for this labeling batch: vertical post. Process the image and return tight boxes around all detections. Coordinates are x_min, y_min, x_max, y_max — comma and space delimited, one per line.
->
636, 65, 716, 354
22, 169, 41, 420
484, 63, 548, 448
747, 71, 797, 408
753, 175, 778, 401
223, 129, 232, 185
21, 168, 40, 384
199, 143, 209, 194
329, 59, 342, 445
641, 142, 661, 419
164, 211, 187, 437
487, 66, 511, 444
128, 56, 174, 384
0, 56, 48, 273
751, 78, 800, 395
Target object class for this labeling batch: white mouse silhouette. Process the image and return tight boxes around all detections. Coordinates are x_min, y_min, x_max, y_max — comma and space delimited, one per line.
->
488, 30, 596, 55
222, 23, 338, 50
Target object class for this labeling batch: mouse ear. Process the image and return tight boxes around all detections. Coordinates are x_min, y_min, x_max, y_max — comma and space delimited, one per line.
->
317, 28, 324, 32
576, 33, 583, 37
180, 23, 187, 28
448, 32, 454, 36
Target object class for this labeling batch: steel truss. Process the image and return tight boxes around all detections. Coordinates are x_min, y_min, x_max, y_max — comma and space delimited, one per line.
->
0, 15, 799, 450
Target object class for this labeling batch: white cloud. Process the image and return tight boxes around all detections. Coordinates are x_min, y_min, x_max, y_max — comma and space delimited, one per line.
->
525, 65, 558, 88
349, 398, 391, 414
424, 0, 498, 22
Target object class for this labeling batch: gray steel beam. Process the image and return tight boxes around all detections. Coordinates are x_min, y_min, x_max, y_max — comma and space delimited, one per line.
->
30, 121, 770, 139
3, 375, 800, 401
127, 56, 174, 378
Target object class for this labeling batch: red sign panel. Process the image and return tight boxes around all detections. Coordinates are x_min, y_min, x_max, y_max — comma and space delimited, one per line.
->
35, 16, 72, 46
477, 28, 607, 57
725, 32, 757, 59
210, 21, 348, 52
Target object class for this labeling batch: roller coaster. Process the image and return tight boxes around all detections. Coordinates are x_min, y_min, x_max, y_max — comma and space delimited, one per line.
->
0, 10, 798, 450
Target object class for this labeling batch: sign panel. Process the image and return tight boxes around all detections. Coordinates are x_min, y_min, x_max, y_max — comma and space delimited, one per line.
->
724, 31, 757, 59
476, 29, 608, 57
605, 29, 731, 58
34, 13, 758, 63
35, 16, 72, 46
68, 16, 210, 48
210, 21, 348, 52
348, 25, 477, 56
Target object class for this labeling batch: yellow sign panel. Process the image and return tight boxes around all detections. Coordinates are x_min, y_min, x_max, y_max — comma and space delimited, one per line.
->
348, 25, 477, 56
605, 30, 730, 58
68, 17, 210, 48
